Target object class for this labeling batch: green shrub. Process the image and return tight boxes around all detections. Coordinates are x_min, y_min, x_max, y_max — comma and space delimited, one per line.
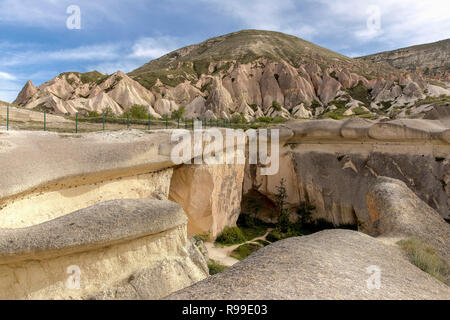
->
328, 113, 341, 120
171, 106, 186, 119
310, 100, 321, 109
88, 111, 100, 118
207, 260, 228, 275
230, 243, 262, 261
193, 232, 210, 242
352, 107, 369, 116
232, 113, 247, 124
266, 227, 302, 242
397, 237, 449, 284
237, 215, 270, 241
215, 226, 247, 246
121, 105, 148, 120
272, 101, 282, 111
347, 81, 371, 106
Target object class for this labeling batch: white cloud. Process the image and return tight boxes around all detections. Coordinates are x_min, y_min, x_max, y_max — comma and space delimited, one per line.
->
0, 77, 21, 102
129, 36, 180, 59
200, 0, 450, 51
317, 0, 450, 47
0, 71, 16, 80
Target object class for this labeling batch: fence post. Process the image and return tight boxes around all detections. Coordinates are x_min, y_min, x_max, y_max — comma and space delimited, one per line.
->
6, 106, 9, 131
185, 118, 187, 130
148, 113, 151, 130
44, 111, 46, 131
165, 114, 168, 129
102, 112, 105, 131
192, 118, 194, 130
127, 114, 130, 129
75, 112, 78, 133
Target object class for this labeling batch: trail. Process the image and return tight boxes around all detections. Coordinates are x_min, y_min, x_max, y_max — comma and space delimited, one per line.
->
205, 230, 272, 267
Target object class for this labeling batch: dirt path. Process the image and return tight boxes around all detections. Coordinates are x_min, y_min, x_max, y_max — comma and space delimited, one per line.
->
205, 230, 272, 267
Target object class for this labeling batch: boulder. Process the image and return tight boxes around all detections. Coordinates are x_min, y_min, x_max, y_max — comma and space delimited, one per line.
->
366, 176, 450, 261
167, 230, 450, 300
0, 199, 208, 299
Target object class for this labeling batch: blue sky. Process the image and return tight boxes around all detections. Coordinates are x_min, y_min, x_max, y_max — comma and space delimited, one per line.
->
0, 0, 449, 102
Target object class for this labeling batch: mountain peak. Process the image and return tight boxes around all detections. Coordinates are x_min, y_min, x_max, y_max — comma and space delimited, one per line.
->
13, 80, 37, 105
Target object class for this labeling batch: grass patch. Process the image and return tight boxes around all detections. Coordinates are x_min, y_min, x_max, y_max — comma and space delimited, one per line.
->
230, 243, 262, 261
397, 237, 449, 285
255, 239, 271, 246
415, 94, 450, 108
352, 107, 370, 115
237, 214, 272, 241
207, 259, 228, 275
193, 232, 210, 243
215, 226, 247, 246
272, 101, 282, 111
346, 81, 371, 106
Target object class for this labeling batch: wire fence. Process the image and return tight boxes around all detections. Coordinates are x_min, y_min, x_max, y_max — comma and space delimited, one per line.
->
0, 105, 281, 133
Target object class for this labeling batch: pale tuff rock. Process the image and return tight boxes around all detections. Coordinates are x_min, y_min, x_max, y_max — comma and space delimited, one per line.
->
244, 119, 450, 227
15, 71, 158, 116
164, 82, 203, 105
292, 103, 312, 119
318, 73, 342, 105
185, 96, 207, 119
154, 98, 179, 117
260, 63, 285, 110
104, 72, 156, 108
169, 164, 245, 239
13, 80, 37, 106
167, 230, 450, 300
206, 78, 234, 119
427, 84, 450, 97
0, 199, 208, 300
222, 63, 263, 108
265, 105, 291, 119
275, 61, 317, 108
366, 177, 450, 262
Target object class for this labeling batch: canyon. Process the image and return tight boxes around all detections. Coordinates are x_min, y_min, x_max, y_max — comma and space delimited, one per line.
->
0, 116, 448, 299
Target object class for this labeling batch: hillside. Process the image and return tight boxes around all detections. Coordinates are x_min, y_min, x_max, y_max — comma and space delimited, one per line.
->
129, 29, 398, 89
359, 39, 450, 81
12, 30, 450, 121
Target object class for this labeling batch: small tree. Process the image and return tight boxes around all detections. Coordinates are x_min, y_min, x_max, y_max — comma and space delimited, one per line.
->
275, 179, 290, 232
272, 101, 282, 111
122, 105, 148, 119
171, 106, 186, 119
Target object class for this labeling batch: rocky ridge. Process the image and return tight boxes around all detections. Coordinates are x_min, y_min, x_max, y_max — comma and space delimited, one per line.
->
13, 30, 450, 121
359, 38, 450, 81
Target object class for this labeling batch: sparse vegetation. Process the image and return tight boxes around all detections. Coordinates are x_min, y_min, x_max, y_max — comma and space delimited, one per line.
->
121, 105, 148, 120
207, 259, 228, 275
397, 237, 449, 285
193, 232, 210, 243
215, 226, 247, 246
255, 116, 286, 124
171, 106, 186, 119
415, 94, 450, 108
272, 101, 282, 111
347, 81, 372, 106
230, 243, 262, 261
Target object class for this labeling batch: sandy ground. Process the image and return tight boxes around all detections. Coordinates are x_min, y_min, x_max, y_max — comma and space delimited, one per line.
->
205, 230, 272, 267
